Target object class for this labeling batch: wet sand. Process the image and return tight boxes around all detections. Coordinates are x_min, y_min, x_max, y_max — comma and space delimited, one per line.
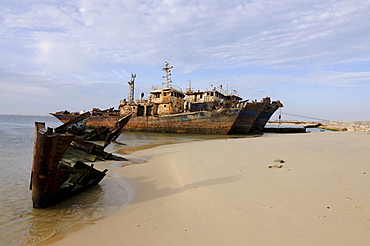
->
51, 131, 370, 246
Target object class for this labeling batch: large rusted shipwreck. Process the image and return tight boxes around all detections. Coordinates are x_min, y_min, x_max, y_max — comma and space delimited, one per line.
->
30, 114, 131, 208
51, 62, 283, 135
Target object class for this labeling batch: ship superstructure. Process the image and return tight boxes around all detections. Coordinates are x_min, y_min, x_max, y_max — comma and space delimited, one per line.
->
52, 62, 282, 134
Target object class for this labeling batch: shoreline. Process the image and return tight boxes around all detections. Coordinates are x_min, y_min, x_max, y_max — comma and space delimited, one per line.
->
50, 131, 370, 245
269, 121, 370, 132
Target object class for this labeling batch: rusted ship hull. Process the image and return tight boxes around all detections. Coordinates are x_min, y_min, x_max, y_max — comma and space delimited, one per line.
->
126, 109, 242, 134
84, 113, 132, 142
52, 113, 121, 128
54, 111, 90, 135
249, 102, 282, 134
229, 101, 267, 134
53, 109, 242, 135
53, 112, 131, 142
30, 122, 108, 208
51, 62, 283, 135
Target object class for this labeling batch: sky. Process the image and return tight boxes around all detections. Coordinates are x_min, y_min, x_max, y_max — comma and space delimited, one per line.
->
1, 0, 370, 121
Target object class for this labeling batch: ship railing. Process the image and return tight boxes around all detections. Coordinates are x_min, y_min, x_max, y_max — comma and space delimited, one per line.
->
152, 83, 183, 92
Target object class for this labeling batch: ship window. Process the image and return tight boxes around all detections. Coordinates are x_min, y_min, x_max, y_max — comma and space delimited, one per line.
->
137, 105, 145, 116
211, 92, 214, 96
146, 106, 152, 116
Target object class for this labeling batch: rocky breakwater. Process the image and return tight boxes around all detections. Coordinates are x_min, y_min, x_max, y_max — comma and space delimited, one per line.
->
320, 121, 370, 132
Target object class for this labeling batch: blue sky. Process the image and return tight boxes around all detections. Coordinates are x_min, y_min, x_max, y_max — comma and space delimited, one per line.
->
1, 0, 370, 121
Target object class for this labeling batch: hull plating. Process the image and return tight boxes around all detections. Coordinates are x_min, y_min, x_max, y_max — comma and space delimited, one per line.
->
249, 104, 280, 134
30, 123, 108, 208
53, 108, 242, 135
229, 102, 266, 134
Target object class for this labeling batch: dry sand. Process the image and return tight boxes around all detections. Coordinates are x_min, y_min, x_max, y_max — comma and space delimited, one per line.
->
51, 132, 370, 246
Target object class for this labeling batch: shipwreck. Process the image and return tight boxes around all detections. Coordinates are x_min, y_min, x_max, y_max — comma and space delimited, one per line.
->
51, 62, 283, 135
30, 113, 131, 208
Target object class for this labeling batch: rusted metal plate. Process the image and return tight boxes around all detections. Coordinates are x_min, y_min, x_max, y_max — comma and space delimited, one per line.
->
249, 101, 283, 134
30, 118, 132, 208
228, 101, 266, 134
124, 109, 241, 135
52, 108, 242, 134
31, 122, 75, 208
54, 111, 90, 135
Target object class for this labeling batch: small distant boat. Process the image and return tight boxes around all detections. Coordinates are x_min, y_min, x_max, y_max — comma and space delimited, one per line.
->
30, 114, 131, 208
304, 123, 322, 128
263, 125, 306, 133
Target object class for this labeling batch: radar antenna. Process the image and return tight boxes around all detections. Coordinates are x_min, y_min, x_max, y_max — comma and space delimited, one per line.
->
162, 61, 173, 88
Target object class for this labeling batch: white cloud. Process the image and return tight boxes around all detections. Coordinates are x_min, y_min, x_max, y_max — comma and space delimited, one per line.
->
1, 0, 370, 119
2, 0, 369, 76
0, 80, 50, 96
306, 71, 370, 87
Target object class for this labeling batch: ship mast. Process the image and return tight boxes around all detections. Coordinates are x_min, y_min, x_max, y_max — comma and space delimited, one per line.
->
127, 73, 136, 105
162, 61, 173, 88
187, 80, 192, 93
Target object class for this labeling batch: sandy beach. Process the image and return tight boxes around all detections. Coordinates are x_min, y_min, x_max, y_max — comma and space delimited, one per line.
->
50, 131, 370, 246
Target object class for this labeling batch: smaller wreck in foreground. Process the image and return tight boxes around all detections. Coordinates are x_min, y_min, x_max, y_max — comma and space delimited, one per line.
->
30, 114, 131, 208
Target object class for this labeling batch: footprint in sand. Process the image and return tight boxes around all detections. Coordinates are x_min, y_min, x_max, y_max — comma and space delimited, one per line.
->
354, 205, 363, 211
346, 197, 354, 201
342, 184, 351, 190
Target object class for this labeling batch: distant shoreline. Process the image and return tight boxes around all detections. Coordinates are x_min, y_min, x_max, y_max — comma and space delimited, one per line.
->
269, 121, 370, 132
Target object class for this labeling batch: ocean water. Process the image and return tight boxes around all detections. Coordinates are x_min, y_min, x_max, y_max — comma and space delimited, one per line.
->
0, 115, 233, 245
0, 115, 130, 245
